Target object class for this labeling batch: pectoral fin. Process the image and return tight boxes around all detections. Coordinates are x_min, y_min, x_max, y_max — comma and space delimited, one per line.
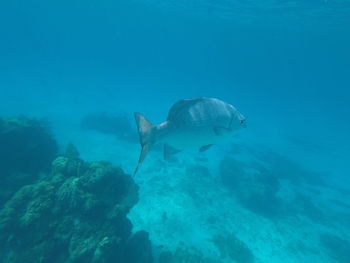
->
200, 144, 213, 152
164, 144, 181, 160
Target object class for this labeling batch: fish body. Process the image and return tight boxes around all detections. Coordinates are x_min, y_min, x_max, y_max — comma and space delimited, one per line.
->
134, 97, 246, 175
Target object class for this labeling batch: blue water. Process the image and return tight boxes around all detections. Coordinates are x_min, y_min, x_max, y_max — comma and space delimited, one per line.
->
1, 0, 350, 262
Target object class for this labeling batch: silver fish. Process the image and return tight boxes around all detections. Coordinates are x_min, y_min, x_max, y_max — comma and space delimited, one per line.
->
134, 97, 246, 175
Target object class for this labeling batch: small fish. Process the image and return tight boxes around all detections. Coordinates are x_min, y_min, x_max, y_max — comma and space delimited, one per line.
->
134, 97, 246, 175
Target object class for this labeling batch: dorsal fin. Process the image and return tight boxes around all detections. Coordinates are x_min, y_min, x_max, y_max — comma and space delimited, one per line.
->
167, 97, 208, 121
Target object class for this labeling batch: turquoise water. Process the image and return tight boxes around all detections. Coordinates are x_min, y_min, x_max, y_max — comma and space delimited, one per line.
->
1, 0, 350, 262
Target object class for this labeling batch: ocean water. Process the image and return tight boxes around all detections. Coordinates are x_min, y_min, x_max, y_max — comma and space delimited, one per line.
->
1, 0, 350, 262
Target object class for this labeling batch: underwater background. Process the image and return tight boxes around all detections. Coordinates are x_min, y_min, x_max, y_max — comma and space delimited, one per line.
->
0, 0, 350, 262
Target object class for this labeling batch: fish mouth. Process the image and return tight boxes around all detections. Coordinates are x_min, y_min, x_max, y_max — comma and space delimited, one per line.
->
240, 119, 247, 127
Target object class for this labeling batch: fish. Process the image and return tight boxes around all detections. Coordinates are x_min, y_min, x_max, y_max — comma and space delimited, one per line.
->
133, 97, 246, 175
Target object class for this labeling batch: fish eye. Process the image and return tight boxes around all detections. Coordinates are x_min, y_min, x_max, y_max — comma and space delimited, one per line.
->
240, 120, 245, 124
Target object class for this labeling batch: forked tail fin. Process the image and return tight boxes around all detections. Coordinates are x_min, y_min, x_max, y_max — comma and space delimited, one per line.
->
134, 112, 155, 176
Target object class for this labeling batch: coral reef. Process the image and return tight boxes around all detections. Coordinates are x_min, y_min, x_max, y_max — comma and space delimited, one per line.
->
249, 148, 325, 186
0, 145, 152, 263
0, 116, 58, 206
158, 245, 218, 263
211, 234, 254, 263
0, 116, 57, 175
220, 157, 282, 217
320, 233, 350, 263
80, 112, 137, 142
219, 153, 327, 221
123, 231, 153, 263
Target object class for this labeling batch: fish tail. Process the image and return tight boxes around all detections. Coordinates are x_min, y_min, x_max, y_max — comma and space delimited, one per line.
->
133, 112, 156, 176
